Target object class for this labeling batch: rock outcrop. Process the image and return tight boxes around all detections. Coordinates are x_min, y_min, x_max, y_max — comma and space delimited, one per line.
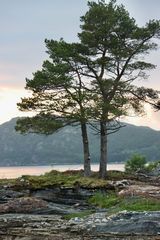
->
30, 186, 94, 205
0, 212, 159, 240
118, 184, 160, 199
0, 178, 159, 239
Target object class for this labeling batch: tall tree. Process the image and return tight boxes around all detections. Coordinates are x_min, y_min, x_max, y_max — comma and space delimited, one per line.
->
16, 40, 93, 176
77, 0, 160, 178
17, 0, 160, 179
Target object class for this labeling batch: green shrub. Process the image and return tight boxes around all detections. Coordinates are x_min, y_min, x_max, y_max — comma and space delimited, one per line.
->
145, 160, 160, 172
125, 154, 146, 173
88, 192, 120, 208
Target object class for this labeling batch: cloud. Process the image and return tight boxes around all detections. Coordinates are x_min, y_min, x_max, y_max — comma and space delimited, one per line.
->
117, 0, 160, 25
123, 105, 160, 131
0, 86, 160, 131
0, 87, 33, 124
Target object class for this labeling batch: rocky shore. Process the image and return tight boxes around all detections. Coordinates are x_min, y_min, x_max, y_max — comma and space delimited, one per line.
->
0, 172, 159, 239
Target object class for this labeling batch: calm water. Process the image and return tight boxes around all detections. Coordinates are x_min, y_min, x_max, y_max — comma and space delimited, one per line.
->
0, 163, 125, 179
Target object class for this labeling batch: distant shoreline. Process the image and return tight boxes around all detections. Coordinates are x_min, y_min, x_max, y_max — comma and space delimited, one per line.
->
0, 163, 125, 179
0, 162, 125, 167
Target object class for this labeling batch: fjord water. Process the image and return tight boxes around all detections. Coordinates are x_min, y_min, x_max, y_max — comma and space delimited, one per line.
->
0, 163, 124, 179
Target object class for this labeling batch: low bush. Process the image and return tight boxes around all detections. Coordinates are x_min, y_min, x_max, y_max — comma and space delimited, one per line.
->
145, 160, 160, 172
125, 154, 146, 173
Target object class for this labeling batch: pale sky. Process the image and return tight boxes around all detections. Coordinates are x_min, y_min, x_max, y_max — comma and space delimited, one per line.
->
0, 0, 160, 129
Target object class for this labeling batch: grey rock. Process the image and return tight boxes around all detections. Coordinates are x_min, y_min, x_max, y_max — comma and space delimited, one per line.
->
0, 189, 25, 203
0, 184, 159, 239
89, 211, 160, 235
0, 212, 159, 239
0, 197, 48, 214
111, 179, 130, 189
0, 196, 83, 215
31, 187, 94, 205
118, 185, 160, 199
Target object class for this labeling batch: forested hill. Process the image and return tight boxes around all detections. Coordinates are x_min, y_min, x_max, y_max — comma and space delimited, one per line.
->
0, 118, 160, 166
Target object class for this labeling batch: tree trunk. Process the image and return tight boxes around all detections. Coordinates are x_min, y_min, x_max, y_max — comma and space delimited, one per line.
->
81, 122, 91, 177
99, 121, 107, 179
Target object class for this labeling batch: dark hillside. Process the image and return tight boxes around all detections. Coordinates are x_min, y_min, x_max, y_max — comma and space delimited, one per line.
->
0, 118, 159, 166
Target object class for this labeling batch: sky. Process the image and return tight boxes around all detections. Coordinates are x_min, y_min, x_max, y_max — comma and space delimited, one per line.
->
0, 0, 160, 130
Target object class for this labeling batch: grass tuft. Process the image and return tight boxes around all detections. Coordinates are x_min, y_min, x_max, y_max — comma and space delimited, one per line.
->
88, 192, 119, 208
88, 192, 160, 212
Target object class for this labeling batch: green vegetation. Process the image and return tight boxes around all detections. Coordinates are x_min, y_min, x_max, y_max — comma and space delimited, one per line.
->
89, 192, 160, 212
125, 154, 146, 173
15, 170, 108, 189
145, 160, 160, 172
0, 168, 160, 215
11, 169, 134, 190
106, 170, 130, 180
0, 178, 16, 186
125, 154, 160, 174
89, 192, 119, 208
120, 198, 160, 212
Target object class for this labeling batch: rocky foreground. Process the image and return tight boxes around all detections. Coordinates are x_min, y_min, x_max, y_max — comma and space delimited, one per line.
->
0, 171, 159, 239
0, 211, 160, 240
